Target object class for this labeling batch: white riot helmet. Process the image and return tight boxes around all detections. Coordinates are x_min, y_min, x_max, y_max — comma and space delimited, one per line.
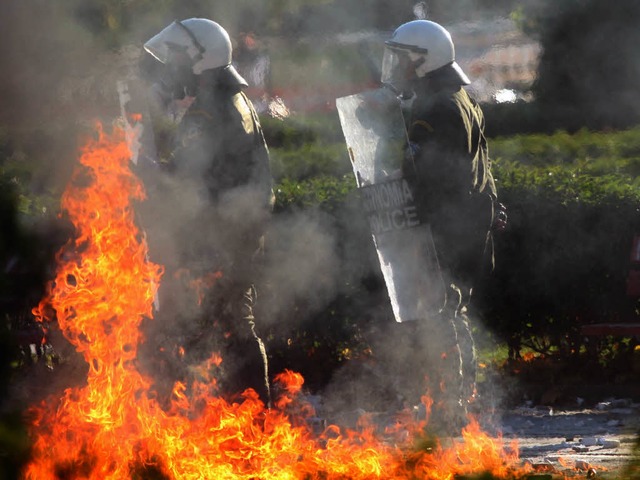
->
381, 20, 470, 89
144, 18, 246, 84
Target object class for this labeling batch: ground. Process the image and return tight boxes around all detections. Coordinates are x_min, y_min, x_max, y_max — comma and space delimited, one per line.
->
476, 394, 640, 477
471, 356, 640, 478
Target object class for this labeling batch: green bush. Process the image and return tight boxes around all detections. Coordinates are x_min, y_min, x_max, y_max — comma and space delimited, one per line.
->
492, 126, 640, 175
270, 143, 351, 181
476, 127, 640, 358
274, 174, 354, 212
262, 111, 345, 149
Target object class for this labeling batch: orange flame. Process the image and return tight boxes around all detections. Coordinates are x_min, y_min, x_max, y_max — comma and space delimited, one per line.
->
24, 124, 538, 479
521, 352, 540, 362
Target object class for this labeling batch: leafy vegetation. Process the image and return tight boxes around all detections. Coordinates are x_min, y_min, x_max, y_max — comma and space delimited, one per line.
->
274, 175, 354, 211
491, 128, 640, 209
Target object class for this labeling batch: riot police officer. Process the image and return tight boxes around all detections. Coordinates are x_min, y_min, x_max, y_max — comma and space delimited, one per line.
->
379, 19, 502, 430
143, 18, 274, 405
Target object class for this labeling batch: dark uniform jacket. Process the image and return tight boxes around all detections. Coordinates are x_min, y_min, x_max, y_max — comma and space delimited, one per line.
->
172, 86, 274, 209
168, 82, 274, 281
403, 71, 497, 290
152, 80, 274, 403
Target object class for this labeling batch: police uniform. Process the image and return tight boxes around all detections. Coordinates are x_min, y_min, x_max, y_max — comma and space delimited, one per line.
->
404, 69, 497, 305
401, 67, 498, 426
141, 18, 275, 405
172, 87, 274, 211
166, 79, 274, 404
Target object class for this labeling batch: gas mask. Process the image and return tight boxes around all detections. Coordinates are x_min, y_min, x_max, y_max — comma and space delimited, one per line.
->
158, 46, 198, 100
380, 47, 423, 97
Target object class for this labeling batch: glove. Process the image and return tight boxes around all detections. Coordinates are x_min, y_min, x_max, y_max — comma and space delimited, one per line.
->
405, 141, 420, 162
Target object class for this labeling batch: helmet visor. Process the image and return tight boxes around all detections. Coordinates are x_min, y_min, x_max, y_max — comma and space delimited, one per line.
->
144, 21, 199, 65
380, 47, 413, 89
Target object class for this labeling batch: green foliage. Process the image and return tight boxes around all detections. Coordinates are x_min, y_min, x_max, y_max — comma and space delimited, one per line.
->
262, 112, 344, 149
263, 112, 354, 203
0, 125, 66, 220
491, 127, 640, 206
492, 126, 640, 170
474, 127, 640, 361
274, 174, 354, 212
269, 114, 640, 214
494, 161, 640, 206
270, 143, 350, 181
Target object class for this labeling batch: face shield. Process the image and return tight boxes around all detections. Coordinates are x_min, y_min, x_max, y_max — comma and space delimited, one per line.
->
144, 21, 204, 67
380, 46, 422, 95
144, 21, 205, 99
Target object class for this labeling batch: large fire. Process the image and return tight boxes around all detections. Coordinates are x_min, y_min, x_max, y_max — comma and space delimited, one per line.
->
24, 124, 534, 479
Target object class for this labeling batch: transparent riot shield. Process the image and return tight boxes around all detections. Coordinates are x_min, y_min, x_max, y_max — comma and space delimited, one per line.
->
117, 79, 161, 312
117, 79, 159, 167
337, 88, 446, 323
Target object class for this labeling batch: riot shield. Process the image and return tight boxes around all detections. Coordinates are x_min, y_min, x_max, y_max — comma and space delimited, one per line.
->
336, 88, 446, 323
117, 79, 161, 312
117, 79, 159, 167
